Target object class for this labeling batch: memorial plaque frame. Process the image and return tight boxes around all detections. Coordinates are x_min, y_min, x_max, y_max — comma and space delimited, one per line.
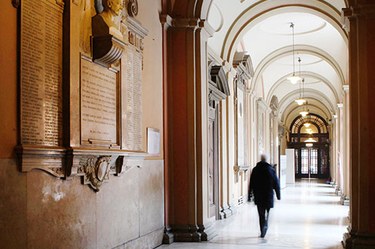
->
15, 0, 149, 192
80, 56, 121, 149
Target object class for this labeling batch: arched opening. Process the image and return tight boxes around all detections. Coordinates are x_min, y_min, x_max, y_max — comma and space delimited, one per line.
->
288, 114, 330, 179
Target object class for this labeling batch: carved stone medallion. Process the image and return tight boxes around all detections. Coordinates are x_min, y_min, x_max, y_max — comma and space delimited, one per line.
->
80, 156, 112, 191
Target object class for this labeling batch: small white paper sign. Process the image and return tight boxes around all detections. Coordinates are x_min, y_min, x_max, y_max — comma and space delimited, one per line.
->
147, 128, 160, 155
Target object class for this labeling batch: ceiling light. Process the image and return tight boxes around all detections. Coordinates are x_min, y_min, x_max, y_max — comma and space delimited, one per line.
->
300, 111, 309, 117
306, 143, 313, 147
288, 23, 301, 84
304, 123, 311, 128
288, 75, 302, 84
305, 138, 317, 143
295, 98, 306, 105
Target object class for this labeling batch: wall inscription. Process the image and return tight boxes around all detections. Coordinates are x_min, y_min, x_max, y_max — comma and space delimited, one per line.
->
122, 46, 143, 151
20, 0, 63, 146
81, 58, 118, 146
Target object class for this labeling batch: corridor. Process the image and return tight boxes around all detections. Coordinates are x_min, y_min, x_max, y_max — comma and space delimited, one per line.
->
160, 181, 349, 249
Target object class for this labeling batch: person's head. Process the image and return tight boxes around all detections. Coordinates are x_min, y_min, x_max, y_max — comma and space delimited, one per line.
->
260, 154, 268, 162
103, 0, 123, 16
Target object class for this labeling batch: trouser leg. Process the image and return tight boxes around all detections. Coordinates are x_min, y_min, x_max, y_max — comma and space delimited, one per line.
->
264, 208, 270, 231
257, 205, 266, 235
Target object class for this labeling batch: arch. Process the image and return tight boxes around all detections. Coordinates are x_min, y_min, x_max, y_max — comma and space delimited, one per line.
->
220, 2, 347, 63
254, 45, 346, 95
266, 71, 342, 105
282, 102, 332, 126
278, 89, 336, 119
290, 113, 329, 134
166, 0, 213, 19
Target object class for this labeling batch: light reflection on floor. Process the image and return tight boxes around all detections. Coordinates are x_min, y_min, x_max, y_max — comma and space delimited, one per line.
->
158, 180, 348, 249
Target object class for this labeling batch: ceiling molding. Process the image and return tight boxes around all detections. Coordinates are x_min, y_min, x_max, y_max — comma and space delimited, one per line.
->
278, 88, 336, 117
219, 2, 347, 62
282, 101, 332, 127
266, 71, 342, 105
252, 45, 346, 92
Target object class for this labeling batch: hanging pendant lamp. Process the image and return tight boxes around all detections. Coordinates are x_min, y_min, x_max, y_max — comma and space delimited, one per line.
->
295, 58, 306, 105
288, 23, 302, 84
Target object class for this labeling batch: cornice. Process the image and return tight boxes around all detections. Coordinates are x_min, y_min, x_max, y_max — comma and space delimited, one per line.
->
343, 4, 375, 18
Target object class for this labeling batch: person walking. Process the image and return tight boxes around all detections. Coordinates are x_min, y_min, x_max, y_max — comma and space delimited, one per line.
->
248, 154, 281, 238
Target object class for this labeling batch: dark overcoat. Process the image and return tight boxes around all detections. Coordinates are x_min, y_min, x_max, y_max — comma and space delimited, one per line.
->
248, 161, 281, 208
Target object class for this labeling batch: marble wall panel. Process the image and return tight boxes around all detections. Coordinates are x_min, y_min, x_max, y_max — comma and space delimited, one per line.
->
0, 160, 27, 249
26, 171, 97, 249
0, 159, 164, 249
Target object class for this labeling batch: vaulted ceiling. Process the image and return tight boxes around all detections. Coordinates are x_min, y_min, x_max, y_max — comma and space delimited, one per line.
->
206, 0, 348, 126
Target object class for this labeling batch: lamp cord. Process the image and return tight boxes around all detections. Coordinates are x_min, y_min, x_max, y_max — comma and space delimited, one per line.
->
291, 22, 295, 76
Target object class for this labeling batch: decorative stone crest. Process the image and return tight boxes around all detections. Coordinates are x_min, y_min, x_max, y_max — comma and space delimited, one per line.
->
80, 156, 112, 192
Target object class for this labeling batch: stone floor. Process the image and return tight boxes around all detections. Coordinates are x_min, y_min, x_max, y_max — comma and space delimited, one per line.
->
159, 179, 349, 249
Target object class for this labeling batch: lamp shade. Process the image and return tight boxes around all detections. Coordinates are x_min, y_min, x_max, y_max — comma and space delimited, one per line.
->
288, 75, 302, 84
295, 98, 306, 105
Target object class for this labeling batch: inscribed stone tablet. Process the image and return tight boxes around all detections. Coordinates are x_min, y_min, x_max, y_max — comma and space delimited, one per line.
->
20, 0, 63, 146
81, 58, 118, 146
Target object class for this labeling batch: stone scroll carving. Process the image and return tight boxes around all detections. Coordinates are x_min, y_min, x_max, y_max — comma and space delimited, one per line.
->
127, 0, 138, 17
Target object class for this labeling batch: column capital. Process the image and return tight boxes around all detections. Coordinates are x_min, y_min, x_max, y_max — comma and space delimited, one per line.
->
337, 103, 344, 109
343, 84, 350, 93
343, 4, 375, 19
160, 14, 215, 37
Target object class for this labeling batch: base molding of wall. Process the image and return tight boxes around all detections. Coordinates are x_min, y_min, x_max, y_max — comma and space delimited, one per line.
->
340, 195, 350, 206
163, 224, 217, 243
199, 223, 217, 241
343, 232, 375, 249
219, 205, 233, 220
113, 228, 164, 249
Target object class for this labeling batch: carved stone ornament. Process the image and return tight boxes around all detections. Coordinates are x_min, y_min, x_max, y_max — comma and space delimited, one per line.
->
12, 0, 20, 8
92, 0, 126, 66
80, 156, 112, 192
127, 0, 138, 17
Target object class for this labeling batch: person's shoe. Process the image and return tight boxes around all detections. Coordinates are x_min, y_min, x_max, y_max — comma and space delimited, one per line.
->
263, 228, 268, 237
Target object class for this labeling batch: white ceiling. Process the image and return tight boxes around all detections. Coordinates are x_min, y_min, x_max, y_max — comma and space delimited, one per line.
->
207, 0, 348, 121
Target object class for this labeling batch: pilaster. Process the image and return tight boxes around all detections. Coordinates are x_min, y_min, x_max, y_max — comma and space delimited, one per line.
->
343, 2, 375, 248
161, 13, 216, 243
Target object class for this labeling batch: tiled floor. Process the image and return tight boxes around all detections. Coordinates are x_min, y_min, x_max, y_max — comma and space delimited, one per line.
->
159, 180, 349, 249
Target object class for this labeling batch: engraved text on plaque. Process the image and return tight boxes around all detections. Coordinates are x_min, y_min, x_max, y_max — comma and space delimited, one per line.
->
20, 0, 63, 146
122, 46, 143, 151
81, 58, 118, 146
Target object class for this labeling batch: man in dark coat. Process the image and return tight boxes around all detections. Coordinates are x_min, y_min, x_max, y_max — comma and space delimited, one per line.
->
248, 154, 281, 238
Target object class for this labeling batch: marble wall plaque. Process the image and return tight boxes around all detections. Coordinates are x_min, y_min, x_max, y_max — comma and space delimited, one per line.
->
122, 46, 143, 151
20, 0, 63, 146
81, 58, 119, 146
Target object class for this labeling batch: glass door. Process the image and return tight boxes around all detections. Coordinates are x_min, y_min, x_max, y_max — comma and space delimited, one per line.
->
298, 148, 319, 178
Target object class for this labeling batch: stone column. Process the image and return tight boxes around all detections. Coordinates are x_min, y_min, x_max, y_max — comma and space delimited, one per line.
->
334, 110, 341, 194
344, 85, 350, 203
161, 15, 215, 242
343, 3, 375, 248
338, 103, 345, 196
341, 86, 350, 206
